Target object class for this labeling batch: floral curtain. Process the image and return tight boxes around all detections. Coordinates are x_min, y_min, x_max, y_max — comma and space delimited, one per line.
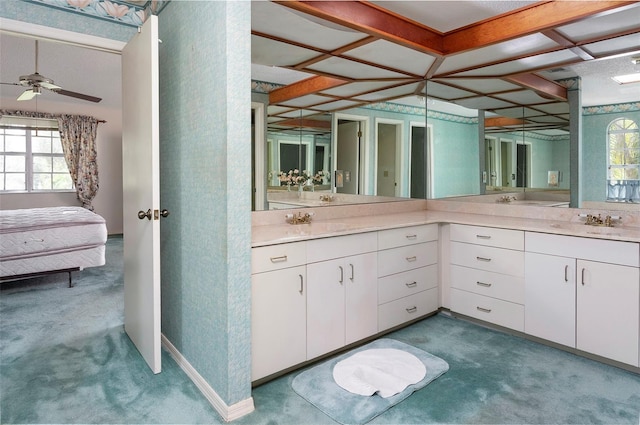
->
57, 114, 99, 210
0, 110, 99, 210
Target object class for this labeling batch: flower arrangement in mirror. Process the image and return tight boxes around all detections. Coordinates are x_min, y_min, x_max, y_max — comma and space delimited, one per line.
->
278, 169, 310, 187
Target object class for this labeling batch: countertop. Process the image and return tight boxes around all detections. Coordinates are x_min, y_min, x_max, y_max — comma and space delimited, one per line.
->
252, 209, 640, 247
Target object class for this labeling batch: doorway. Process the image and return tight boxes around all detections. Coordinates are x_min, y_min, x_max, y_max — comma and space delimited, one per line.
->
409, 123, 432, 199
500, 139, 514, 187
516, 142, 532, 188
375, 119, 402, 197
334, 114, 368, 194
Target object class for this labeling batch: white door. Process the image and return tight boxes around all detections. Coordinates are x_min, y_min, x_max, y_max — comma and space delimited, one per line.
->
336, 121, 360, 194
122, 15, 161, 374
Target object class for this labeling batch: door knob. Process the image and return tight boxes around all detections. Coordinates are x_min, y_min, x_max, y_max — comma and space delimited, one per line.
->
138, 209, 152, 220
160, 209, 170, 218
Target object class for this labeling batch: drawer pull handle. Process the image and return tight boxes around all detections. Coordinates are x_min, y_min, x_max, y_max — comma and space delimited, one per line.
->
406, 256, 417, 262
476, 281, 492, 287
338, 266, 344, 284
476, 306, 492, 313
406, 306, 418, 314
299, 274, 304, 294
406, 281, 418, 288
476, 235, 491, 239
269, 255, 288, 263
349, 263, 354, 281
564, 265, 569, 282
405, 234, 417, 240
581, 268, 586, 286
476, 256, 492, 262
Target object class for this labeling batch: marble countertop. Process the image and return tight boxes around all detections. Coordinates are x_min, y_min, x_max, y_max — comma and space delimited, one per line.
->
252, 209, 640, 247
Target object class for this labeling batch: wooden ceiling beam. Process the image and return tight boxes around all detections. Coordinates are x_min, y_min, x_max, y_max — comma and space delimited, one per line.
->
485, 116, 526, 128
503, 73, 567, 102
276, 118, 331, 129
269, 75, 349, 104
443, 1, 638, 55
274, 1, 444, 55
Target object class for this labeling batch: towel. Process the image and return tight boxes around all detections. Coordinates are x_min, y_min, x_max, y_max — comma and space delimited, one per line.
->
332, 348, 427, 398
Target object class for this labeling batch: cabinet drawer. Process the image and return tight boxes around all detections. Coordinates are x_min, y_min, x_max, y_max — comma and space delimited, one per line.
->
378, 224, 438, 250
378, 264, 438, 305
378, 287, 438, 332
450, 265, 524, 304
378, 241, 438, 277
252, 241, 307, 274
307, 232, 377, 263
450, 241, 524, 277
450, 224, 524, 250
450, 288, 524, 332
525, 232, 639, 267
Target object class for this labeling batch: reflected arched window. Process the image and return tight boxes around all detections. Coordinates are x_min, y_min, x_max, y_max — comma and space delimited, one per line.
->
606, 118, 639, 202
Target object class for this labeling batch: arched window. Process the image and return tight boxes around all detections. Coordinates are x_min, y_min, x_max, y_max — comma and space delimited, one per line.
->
606, 118, 639, 202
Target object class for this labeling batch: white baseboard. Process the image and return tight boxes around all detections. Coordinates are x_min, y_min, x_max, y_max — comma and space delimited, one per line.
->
161, 334, 255, 422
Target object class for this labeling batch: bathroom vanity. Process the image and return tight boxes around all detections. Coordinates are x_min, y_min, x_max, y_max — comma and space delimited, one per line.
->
251, 200, 640, 383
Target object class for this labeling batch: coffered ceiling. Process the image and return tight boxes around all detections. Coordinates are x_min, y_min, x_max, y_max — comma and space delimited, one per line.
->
251, 1, 640, 134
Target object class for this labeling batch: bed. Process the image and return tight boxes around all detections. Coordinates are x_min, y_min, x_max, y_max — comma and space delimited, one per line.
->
0, 206, 108, 287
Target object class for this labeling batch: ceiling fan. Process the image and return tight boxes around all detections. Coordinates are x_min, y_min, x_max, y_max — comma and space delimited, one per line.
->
0, 40, 102, 103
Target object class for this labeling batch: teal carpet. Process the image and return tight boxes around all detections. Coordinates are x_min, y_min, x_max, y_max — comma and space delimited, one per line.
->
291, 338, 449, 424
2, 235, 640, 424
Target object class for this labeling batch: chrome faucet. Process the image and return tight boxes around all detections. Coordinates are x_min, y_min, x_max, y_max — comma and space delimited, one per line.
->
285, 211, 314, 225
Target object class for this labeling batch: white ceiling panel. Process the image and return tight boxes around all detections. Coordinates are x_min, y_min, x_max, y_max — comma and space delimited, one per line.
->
307, 56, 412, 79
533, 102, 570, 114
493, 107, 541, 118
267, 105, 296, 115
251, 1, 367, 51
454, 96, 516, 110
354, 82, 423, 102
278, 94, 334, 108
433, 78, 521, 94
528, 115, 569, 124
371, 1, 537, 33
312, 99, 365, 111
252, 36, 320, 67
344, 39, 436, 77
583, 34, 640, 57
555, 4, 640, 42
453, 50, 580, 77
423, 81, 477, 100
437, 33, 559, 75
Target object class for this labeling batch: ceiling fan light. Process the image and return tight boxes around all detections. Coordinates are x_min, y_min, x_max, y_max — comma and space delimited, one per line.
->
611, 73, 640, 85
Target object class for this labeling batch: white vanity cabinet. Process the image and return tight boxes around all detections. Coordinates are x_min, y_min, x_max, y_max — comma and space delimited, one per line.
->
449, 224, 525, 331
306, 232, 378, 360
251, 241, 307, 381
377, 224, 439, 331
525, 232, 640, 367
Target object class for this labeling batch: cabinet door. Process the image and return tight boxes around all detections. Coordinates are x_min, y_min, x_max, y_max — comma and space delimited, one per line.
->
307, 258, 346, 360
577, 260, 639, 366
524, 252, 576, 347
345, 252, 378, 345
251, 266, 306, 381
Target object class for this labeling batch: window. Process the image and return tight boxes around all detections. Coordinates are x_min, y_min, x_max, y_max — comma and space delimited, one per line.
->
0, 124, 73, 192
606, 118, 639, 202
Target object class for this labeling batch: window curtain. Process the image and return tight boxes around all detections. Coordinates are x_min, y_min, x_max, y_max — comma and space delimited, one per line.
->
0, 110, 99, 210
56, 114, 99, 210
607, 180, 640, 203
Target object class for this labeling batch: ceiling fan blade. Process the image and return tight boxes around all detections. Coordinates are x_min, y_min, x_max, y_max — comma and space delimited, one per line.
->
39, 81, 61, 90
52, 88, 102, 103
17, 89, 39, 101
